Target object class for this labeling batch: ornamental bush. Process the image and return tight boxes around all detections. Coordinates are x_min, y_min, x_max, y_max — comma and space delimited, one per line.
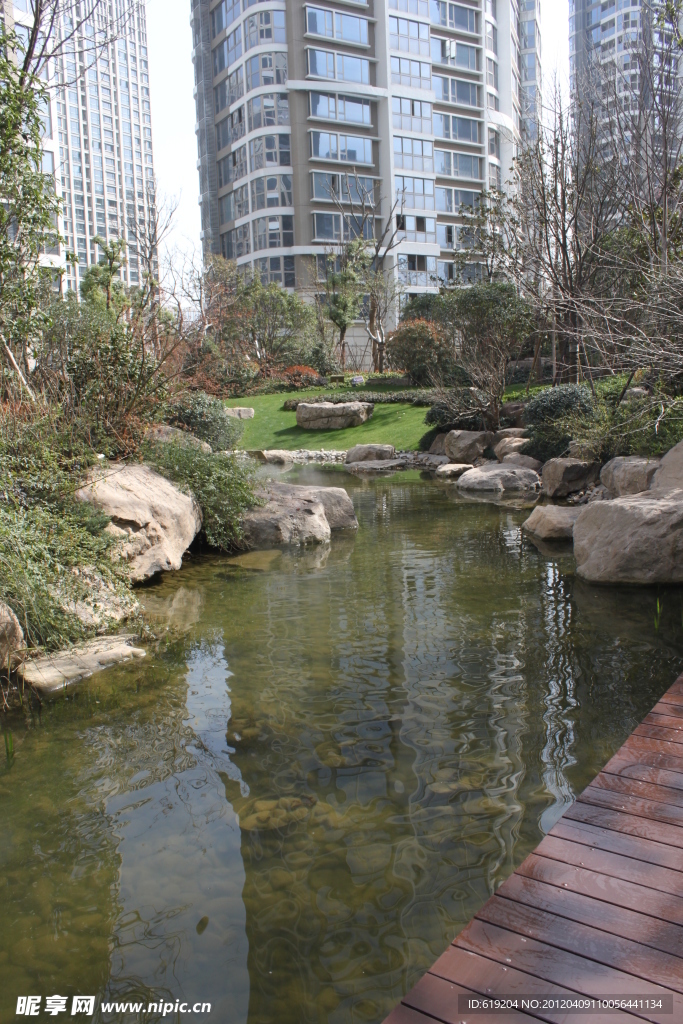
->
385, 319, 461, 387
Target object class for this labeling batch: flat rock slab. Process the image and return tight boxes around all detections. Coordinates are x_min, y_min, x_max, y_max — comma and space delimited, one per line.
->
652, 439, 683, 493
76, 464, 202, 582
601, 455, 660, 496
574, 489, 683, 584
146, 424, 212, 452
247, 449, 294, 464
225, 407, 254, 419
434, 463, 474, 479
458, 464, 542, 493
429, 433, 448, 456
296, 401, 374, 430
346, 443, 396, 463
522, 504, 581, 541
20, 636, 146, 696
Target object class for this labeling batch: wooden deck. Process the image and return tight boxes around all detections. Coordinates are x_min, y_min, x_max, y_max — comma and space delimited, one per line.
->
384, 674, 683, 1024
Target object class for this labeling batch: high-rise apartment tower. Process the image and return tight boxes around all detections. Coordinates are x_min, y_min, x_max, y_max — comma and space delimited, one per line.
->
3, 0, 157, 293
192, 0, 537, 365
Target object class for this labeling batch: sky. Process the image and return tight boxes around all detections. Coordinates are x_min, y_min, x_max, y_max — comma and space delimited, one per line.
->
145, 0, 570, 264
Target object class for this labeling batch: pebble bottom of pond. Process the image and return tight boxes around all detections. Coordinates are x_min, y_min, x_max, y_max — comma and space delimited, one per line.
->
2, 468, 682, 1024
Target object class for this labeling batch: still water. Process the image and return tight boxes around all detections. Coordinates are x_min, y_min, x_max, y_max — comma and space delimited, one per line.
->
2, 469, 682, 1024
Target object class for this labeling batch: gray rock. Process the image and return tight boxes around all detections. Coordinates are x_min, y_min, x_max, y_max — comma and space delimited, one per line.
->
574, 490, 683, 584
542, 458, 600, 498
346, 443, 396, 464
503, 453, 543, 472
76, 464, 202, 582
224, 407, 255, 419
601, 456, 660, 496
429, 433, 448, 456
0, 602, 24, 668
268, 482, 357, 531
500, 401, 526, 427
651, 440, 683, 494
56, 566, 138, 628
241, 484, 332, 548
444, 430, 495, 463
522, 505, 581, 541
296, 401, 374, 430
247, 449, 294, 464
147, 424, 212, 453
434, 463, 474, 479
457, 464, 542, 493
494, 436, 528, 462
493, 428, 528, 441
344, 458, 408, 474
19, 636, 146, 696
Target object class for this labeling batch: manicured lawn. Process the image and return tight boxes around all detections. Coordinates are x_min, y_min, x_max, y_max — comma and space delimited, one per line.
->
225, 392, 432, 451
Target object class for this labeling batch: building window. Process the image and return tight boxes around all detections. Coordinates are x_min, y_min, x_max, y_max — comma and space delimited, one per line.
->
390, 56, 431, 89
218, 144, 248, 186
255, 255, 295, 287
434, 113, 480, 141
433, 76, 479, 107
485, 21, 498, 54
221, 221, 251, 258
486, 57, 498, 90
395, 175, 435, 210
247, 93, 289, 132
246, 52, 288, 90
310, 93, 371, 125
488, 128, 500, 157
397, 253, 437, 286
389, 0, 429, 16
389, 17, 430, 56
311, 131, 373, 164
307, 48, 370, 84
311, 171, 375, 203
245, 11, 286, 49
252, 214, 294, 251
313, 212, 373, 240
211, 0, 241, 38
392, 96, 431, 132
306, 7, 369, 44
396, 213, 436, 243
213, 24, 242, 76
432, 38, 478, 70
249, 133, 291, 171
215, 66, 244, 112
216, 105, 245, 151
435, 150, 481, 179
430, 2, 477, 33
251, 174, 293, 210
393, 136, 433, 171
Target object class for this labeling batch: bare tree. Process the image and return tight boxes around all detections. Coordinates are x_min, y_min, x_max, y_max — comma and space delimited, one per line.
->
126, 181, 179, 358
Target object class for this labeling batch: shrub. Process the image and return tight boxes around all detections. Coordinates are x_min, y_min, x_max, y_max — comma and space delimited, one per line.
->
166, 391, 242, 451
524, 384, 593, 425
386, 319, 461, 387
142, 441, 256, 551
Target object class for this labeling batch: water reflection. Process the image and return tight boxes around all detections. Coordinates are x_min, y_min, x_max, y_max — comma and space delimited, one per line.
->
1, 473, 682, 1024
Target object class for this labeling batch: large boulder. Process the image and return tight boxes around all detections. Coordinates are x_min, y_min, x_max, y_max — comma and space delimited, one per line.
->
240, 482, 357, 548
0, 602, 24, 668
493, 428, 528, 441
522, 505, 581, 541
494, 436, 528, 462
296, 402, 373, 430
503, 453, 543, 472
346, 444, 395, 464
344, 458, 408, 474
429, 433, 448, 456
574, 490, 683, 584
76, 464, 202, 582
652, 440, 683, 493
444, 430, 495, 463
457, 464, 541, 493
224, 407, 254, 420
542, 458, 600, 498
248, 449, 294, 465
601, 456, 660, 496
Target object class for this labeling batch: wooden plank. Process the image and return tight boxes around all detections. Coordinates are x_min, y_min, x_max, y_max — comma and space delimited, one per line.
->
645, 711, 683, 731
588, 772, 683, 808
429, 946, 641, 1024
564, 800, 683, 848
652, 700, 683, 718
470, 902, 683, 1005
383, 1004, 443, 1024
495, 871, 683, 959
404, 972, 539, 1024
620, 733, 683, 760
578, 784, 683, 828
634, 723, 683, 745
515, 852, 683, 931
602, 755, 683, 791
656, 693, 683, 712
534, 834, 683, 893
549, 818, 683, 871
456, 915, 681, 1023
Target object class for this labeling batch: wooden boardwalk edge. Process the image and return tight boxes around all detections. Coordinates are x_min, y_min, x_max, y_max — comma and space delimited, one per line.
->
383, 673, 683, 1024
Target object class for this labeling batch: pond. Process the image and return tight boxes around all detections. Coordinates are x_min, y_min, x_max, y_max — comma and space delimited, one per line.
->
2, 469, 683, 1024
